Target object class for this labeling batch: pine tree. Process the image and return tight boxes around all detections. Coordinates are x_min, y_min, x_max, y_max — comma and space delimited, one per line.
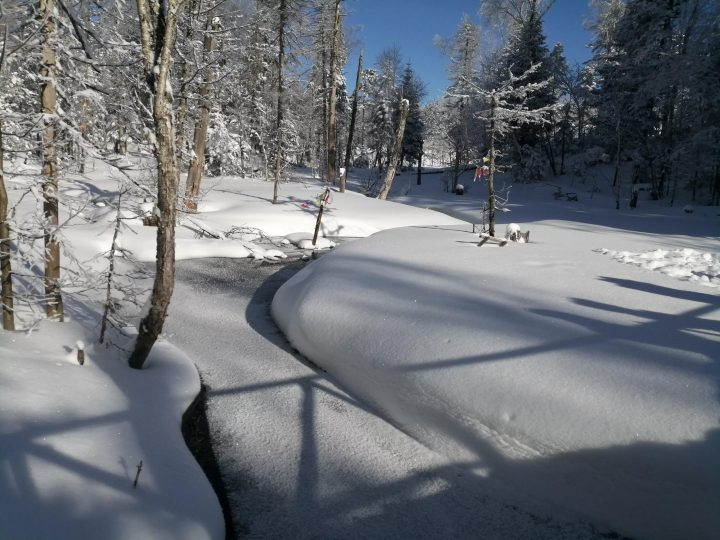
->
467, 64, 555, 235
443, 14, 483, 190
399, 64, 426, 168
589, 0, 720, 203
500, 0, 554, 152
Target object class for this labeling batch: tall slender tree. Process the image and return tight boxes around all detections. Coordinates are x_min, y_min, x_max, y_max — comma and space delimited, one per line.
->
183, 14, 220, 212
341, 52, 362, 192
325, 0, 341, 185
39, 0, 63, 321
0, 23, 14, 330
129, 0, 186, 369
377, 98, 409, 200
468, 64, 555, 235
272, 0, 288, 204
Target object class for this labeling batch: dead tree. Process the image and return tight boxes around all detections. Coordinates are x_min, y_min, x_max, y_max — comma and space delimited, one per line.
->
377, 98, 409, 200
341, 52, 362, 193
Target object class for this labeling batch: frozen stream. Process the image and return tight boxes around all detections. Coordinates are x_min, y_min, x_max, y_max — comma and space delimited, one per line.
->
165, 257, 608, 539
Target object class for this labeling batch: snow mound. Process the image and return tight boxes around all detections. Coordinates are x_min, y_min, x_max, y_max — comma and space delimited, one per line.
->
285, 232, 336, 250
273, 225, 720, 540
597, 247, 720, 287
0, 320, 224, 540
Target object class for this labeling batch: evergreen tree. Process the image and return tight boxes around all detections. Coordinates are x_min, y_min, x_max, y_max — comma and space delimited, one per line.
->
443, 14, 484, 190
589, 0, 720, 203
399, 64, 426, 167
501, 0, 554, 151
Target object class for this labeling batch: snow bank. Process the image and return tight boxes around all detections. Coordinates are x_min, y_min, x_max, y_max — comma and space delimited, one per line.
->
597, 247, 720, 287
0, 321, 224, 540
272, 224, 720, 540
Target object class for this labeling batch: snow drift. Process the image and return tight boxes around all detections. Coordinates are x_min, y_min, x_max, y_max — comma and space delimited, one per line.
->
272, 224, 720, 540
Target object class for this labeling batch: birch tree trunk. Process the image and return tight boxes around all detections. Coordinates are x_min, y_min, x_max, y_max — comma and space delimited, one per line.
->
326, 0, 341, 185
0, 116, 15, 330
184, 15, 219, 212
40, 0, 63, 321
377, 98, 409, 200
272, 0, 287, 204
0, 25, 15, 330
129, 0, 184, 369
341, 52, 362, 193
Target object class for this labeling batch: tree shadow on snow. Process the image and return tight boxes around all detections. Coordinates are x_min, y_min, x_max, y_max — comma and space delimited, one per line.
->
168, 257, 720, 539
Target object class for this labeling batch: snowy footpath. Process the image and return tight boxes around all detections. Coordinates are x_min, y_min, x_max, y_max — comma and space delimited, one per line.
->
164, 257, 611, 539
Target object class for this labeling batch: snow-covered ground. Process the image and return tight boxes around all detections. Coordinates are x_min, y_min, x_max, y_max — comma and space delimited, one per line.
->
1, 157, 719, 539
0, 159, 461, 540
275, 168, 720, 539
0, 319, 224, 540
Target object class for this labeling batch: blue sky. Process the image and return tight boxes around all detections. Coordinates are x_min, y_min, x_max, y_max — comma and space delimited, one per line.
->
343, 0, 595, 102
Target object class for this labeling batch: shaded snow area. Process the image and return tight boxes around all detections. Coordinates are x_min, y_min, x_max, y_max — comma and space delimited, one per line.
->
597, 247, 720, 287
0, 320, 223, 540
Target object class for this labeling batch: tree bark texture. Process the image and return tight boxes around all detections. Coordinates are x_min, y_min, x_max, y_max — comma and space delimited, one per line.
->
377, 99, 409, 200
184, 15, 218, 212
272, 0, 287, 204
326, 0, 341, 186
0, 116, 15, 330
40, 0, 64, 321
341, 53, 363, 193
129, 0, 184, 369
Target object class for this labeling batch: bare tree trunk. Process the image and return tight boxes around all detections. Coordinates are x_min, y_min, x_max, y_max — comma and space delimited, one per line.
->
452, 147, 461, 192
487, 93, 497, 237
326, 0, 341, 186
544, 129, 557, 176
78, 97, 88, 173
0, 116, 15, 330
416, 148, 422, 186
129, 0, 184, 370
340, 54, 362, 192
712, 146, 720, 206
175, 0, 199, 174
320, 19, 328, 182
100, 191, 124, 343
377, 99, 409, 200
560, 104, 568, 175
613, 116, 622, 210
0, 26, 15, 330
272, 0, 287, 204
184, 15, 219, 212
40, 0, 63, 321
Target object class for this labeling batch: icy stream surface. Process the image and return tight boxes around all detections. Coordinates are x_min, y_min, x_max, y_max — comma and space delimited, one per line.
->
165, 258, 609, 539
